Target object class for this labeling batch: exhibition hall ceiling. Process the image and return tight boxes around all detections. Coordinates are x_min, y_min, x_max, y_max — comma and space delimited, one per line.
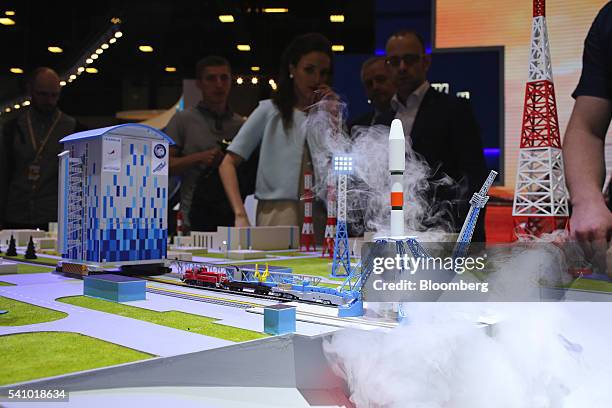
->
0, 0, 374, 88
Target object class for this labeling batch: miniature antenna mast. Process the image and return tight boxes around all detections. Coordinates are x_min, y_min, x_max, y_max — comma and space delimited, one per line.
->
331, 155, 353, 277
512, 0, 569, 235
300, 170, 316, 251
321, 167, 337, 258
453, 170, 497, 258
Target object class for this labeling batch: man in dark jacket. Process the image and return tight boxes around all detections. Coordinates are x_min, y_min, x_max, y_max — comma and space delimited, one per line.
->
349, 56, 397, 131
0, 67, 84, 230
385, 30, 488, 242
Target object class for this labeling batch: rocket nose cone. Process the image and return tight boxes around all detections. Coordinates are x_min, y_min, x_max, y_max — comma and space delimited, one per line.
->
389, 119, 405, 140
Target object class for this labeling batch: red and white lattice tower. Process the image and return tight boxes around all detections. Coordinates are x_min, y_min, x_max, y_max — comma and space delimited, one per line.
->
512, 0, 569, 236
300, 171, 316, 251
321, 167, 336, 258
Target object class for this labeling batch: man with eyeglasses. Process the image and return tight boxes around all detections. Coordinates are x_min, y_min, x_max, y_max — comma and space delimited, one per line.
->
0, 67, 84, 230
385, 30, 488, 242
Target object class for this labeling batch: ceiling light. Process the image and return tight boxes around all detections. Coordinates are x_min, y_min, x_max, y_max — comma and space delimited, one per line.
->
251, 77, 258, 84
165, 67, 177, 72
331, 44, 345, 52
96, 48, 103, 54
0, 17, 15, 25
330, 15, 345, 23
139, 45, 154, 52
109, 38, 117, 44
251, 66, 260, 72
111, 17, 121, 24
268, 79, 277, 91
218, 15, 234, 23
4, 108, 10, 113
86, 67, 98, 73
91, 54, 99, 59
101, 43, 109, 49
114, 31, 123, 38
77, 67, 85, 73
60, 81, 67, 86
236, 77, 244, 85
262, 8, 288, 13
69, 74, 77, 80
68, 78, 73, 83
9, 67, 23, 74
48, 46, 63, 53
5, 11, 15, 16
14, 104, 20, 109
23, 100, 30, 106
86, 58, 93, 64
236, 44, 250, 51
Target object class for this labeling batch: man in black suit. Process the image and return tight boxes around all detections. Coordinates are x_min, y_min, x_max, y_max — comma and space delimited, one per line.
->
349, 57, 397, 130
385, 29, 488, 242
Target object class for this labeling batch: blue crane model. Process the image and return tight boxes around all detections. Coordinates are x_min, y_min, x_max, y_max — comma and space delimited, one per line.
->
452, 170, 498, 259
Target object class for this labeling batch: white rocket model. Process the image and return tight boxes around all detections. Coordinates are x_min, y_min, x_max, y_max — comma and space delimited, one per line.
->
389, 119, 405, 238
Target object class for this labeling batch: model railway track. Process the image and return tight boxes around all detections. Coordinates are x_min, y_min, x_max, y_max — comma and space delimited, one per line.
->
144, 276, 335, 307
146, 285, 266, 309
146, 276, 288, 303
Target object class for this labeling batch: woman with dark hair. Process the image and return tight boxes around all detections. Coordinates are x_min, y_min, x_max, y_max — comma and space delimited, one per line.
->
220, 33, 336, 227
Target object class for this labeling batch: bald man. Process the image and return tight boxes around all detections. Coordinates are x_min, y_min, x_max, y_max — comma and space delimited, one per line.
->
0, 67, 84, 230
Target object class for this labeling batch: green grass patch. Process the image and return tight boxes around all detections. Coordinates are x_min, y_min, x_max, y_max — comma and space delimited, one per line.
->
219, 256, 347, 283
254, 257, 345, 282
185, 250, 227, 258
0, 332, 152, 386
0, 281, 15, 286
566, 279, 612, 293
1, 254, 59, 266
265, 251, 307, 258
57, 296, 268, 342
318, 282, 342, 289
0, 296, 67, 326
17, 264, 54, 274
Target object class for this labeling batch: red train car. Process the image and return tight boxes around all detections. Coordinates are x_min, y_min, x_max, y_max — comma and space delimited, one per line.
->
182, 267, 228, 288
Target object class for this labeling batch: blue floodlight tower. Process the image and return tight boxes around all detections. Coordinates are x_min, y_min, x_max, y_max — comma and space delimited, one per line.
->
331, 155, 353, 277
453, 170, 498, 258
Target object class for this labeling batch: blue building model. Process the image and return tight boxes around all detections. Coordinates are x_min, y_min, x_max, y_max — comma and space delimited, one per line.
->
57, 124, 174, 266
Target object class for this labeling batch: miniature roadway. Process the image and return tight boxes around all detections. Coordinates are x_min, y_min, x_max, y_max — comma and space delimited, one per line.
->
0, 271, 353, 357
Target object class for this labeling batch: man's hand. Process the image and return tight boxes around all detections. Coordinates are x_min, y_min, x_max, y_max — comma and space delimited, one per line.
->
570, 199, 612, 272
235, 213, 250, 227
197, 147, 224, 168
571, 200, 612, 243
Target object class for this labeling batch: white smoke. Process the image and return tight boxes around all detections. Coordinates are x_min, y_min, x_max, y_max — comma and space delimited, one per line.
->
303, 104, 457, 237
324, 301, 612, 407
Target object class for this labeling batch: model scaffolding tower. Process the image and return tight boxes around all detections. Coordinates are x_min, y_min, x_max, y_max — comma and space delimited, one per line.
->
321, 167, 336, 258
512, 0, 569, 235
58, 151, 85, 260
331, 155, 352, 277
300, 170, 316, 251
453, 170, 497, 258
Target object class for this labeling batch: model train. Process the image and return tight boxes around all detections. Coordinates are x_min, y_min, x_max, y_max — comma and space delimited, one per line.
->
181, 265, 353, 306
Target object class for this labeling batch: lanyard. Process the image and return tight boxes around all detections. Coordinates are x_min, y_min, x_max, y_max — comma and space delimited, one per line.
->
26, 110, 62, 163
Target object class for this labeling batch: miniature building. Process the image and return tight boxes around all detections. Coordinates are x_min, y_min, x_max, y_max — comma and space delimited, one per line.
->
0, 230, 46, 247
57, 124, 174, 264
189, 226, 299, 251
33, 237, 57, 250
